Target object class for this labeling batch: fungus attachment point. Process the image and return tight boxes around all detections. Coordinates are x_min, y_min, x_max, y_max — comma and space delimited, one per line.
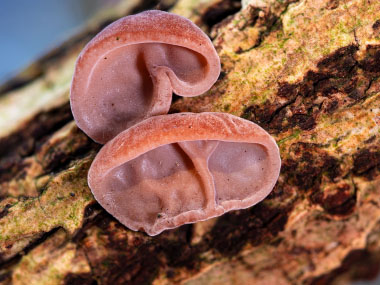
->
70, 10, 220, 144
88, 113, 281, 236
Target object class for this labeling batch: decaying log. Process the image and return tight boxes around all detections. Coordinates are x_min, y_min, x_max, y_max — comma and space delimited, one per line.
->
1, 0, 380, 284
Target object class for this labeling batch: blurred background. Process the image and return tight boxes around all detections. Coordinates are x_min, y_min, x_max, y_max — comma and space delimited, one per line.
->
0, 0, 122, 84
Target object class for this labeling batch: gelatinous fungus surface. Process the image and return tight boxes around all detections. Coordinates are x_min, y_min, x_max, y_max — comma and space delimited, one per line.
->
70, 10, 220, 144
88, 113, 281, 236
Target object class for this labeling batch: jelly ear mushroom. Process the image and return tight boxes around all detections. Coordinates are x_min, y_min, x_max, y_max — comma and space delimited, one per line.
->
70, 10, 220, 144
88, 112, 281, 236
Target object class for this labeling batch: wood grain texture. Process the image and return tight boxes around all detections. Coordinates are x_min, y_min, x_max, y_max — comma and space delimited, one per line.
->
0, 0, 380, 284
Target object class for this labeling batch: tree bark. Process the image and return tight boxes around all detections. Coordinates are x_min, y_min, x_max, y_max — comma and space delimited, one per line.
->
1, 0, 380, 284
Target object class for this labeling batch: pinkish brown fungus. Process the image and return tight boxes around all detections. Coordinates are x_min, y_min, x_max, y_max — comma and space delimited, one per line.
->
88, 112, 281, 236
70, 10, 220, 144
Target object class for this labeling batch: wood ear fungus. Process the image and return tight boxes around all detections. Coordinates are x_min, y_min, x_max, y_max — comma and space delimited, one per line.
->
88, 112, 281, 236
70, 10, 220, 144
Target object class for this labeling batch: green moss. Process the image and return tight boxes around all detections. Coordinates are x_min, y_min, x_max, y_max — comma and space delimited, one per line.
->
0, 157, 95, 247
278, 129, 301, 145
102, 259, 111, 267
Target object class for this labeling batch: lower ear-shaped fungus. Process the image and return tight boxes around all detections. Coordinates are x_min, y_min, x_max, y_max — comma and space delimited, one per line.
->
88, 113, 281, 236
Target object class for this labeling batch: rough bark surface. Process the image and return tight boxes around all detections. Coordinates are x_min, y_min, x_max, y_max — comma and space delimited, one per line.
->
0, 0, 380, 284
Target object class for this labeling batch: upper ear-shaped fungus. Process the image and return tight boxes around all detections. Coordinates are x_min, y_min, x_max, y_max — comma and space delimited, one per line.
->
88, 112, 281, 236
70, 10, 220, 144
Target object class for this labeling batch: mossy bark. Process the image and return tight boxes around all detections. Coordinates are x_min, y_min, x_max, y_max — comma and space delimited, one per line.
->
1, 0, 380, 284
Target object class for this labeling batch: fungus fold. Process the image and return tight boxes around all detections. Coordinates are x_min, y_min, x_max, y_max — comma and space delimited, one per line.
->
70, 10, 220, 144
88, 113, 281, 236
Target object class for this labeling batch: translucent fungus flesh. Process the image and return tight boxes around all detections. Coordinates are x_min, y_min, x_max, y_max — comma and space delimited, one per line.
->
70, 11, 220, 144
88, 113, 281, 236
